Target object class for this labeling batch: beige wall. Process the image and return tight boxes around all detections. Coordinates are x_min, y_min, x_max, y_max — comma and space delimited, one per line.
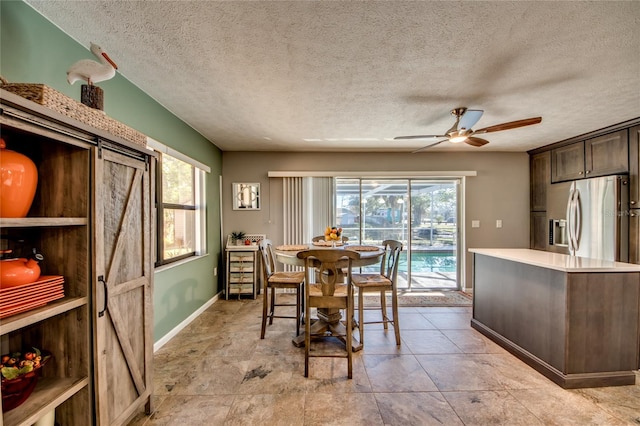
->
221, 151, 530, 290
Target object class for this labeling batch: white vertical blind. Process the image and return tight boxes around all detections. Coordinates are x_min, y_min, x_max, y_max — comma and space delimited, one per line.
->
283, 177, 335, 245
310, 177, 334, 238
283, 177, 304, 245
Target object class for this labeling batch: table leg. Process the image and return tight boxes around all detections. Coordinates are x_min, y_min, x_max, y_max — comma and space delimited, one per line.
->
291, 307, 363, 351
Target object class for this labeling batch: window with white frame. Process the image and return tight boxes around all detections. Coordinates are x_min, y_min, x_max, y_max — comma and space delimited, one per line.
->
150, 139, 208, 266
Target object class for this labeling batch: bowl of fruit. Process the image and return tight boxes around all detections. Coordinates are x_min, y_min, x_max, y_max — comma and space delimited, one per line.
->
1, 347, 51, 411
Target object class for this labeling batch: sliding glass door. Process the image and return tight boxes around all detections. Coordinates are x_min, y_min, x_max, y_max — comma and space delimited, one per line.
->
335, 178, 460, 291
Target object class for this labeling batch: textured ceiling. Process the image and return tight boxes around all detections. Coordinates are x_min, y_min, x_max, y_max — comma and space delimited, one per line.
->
25, 1, 640, 152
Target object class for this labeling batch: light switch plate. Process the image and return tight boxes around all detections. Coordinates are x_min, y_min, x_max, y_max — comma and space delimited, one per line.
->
472, 220, 480, 228
496, 219, 502, 228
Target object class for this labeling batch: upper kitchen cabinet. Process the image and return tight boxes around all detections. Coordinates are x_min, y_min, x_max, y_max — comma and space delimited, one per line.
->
629, 125, 640, 209
585, 130, 628, 178
530, 151, 550, 211
551, 130, 629, 183
551, 142, 584, 183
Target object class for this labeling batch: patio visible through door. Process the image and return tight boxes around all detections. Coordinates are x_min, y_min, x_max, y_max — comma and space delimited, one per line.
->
335, 178, 460, 291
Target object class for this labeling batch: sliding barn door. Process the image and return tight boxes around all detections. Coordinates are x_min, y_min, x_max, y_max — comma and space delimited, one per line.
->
93, 145, 154, 425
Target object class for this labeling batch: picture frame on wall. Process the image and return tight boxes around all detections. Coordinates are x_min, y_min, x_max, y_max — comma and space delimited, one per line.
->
232, 182, 261, 210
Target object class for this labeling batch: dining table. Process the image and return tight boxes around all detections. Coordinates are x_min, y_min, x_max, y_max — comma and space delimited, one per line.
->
274, 242, 384, 351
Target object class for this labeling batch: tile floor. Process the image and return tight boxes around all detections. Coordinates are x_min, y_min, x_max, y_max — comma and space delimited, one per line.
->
130, 295, 640, 425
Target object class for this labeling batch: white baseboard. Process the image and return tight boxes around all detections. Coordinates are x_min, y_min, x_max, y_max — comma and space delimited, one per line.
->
153, 291, 223, 352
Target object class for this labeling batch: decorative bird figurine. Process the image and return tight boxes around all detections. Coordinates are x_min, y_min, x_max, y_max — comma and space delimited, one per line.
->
67, 42, 118, 85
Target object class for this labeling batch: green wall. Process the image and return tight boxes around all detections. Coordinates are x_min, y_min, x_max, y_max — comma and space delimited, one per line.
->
1, 0, 224, 343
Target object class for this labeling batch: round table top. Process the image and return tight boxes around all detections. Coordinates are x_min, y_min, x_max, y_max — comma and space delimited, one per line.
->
274, 244, 384, 267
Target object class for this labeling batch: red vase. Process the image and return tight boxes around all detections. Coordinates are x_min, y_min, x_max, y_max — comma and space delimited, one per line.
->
0, 137, 38, 218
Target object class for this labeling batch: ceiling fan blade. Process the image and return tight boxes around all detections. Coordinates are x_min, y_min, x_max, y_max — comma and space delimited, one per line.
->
411, 139, 446, 153
474, 117, 542, 134
394, 134, 446, 140
465, 137, 490, 147
458, 109, 483, 130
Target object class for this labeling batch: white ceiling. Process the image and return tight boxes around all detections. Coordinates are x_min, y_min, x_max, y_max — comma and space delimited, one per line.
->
26, 1, 640, 153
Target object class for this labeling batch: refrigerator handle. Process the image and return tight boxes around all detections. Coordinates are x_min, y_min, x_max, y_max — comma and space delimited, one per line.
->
566, 188, 576, 254
574, 190, 581, 253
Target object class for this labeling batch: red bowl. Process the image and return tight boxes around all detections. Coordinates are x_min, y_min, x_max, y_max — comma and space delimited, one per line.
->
1, 351, 51, 412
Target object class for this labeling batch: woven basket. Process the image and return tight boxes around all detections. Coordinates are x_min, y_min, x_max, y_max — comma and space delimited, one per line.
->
0, 77, 146, 147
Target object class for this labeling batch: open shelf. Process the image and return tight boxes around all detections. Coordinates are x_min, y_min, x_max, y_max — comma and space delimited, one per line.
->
0, 297, 88, 335
2, 376, 89, 426
0, 218, 88, 228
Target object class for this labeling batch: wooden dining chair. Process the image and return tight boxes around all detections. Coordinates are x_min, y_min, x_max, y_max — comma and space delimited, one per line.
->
258, 239, 305, 339
296, 249, 360, 379
351, 240, 403, 346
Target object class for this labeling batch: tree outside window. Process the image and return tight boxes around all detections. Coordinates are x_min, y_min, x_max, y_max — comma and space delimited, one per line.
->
157, 154, 200, 265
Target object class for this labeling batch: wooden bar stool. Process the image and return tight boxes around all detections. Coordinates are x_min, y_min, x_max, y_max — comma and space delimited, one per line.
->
297, 249, 360, 379
258, 239, 305, 339
351, 240, 403, 346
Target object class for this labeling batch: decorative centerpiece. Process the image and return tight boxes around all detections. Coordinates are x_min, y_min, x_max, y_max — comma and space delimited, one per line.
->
1, 347, 52, 411
324, 226, 342, 241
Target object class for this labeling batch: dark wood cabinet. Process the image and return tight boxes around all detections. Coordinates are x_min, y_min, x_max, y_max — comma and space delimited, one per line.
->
472, 252, 640, 388
532, 119, 639, 264
629, 126, 640, 209
530, 151, 550, 211
551, 130, 629, 183
585, 130, 628, 178
630, 210, 639, 265
530, 211, 548, 251
551, 142, 585, 182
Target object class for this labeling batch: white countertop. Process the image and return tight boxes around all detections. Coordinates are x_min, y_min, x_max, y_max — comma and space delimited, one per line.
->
469, 248, 640, 273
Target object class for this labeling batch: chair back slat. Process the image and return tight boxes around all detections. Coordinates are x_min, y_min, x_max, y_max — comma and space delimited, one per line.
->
258, 239, 276, 279
380, 239, 403, 287
297, 249, 360, 296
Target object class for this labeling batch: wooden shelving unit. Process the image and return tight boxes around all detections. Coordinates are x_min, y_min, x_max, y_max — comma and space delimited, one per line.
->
0, 120, 92, 426
1, 89, 155, 425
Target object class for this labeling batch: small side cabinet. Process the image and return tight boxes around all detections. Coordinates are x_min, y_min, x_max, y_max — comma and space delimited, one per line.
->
226, 250, 258, 299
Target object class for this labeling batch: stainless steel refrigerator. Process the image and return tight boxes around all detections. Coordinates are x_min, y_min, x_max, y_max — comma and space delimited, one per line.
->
547, 175, 629, 262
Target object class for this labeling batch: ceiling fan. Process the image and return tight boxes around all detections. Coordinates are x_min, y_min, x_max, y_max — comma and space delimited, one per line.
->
395, 107, 542, 153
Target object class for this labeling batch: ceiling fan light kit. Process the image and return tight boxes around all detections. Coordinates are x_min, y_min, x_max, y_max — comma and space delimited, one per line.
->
396, 107, 542, 152
448, 129, 472, 143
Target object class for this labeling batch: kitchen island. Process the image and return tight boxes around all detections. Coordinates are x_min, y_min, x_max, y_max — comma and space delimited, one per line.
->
469, 248, 640, 389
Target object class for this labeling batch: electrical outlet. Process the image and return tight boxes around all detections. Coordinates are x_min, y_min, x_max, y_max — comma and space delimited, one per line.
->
472, 220, 480, 228
496, 219, 502, 228
213, 267, 218, 276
